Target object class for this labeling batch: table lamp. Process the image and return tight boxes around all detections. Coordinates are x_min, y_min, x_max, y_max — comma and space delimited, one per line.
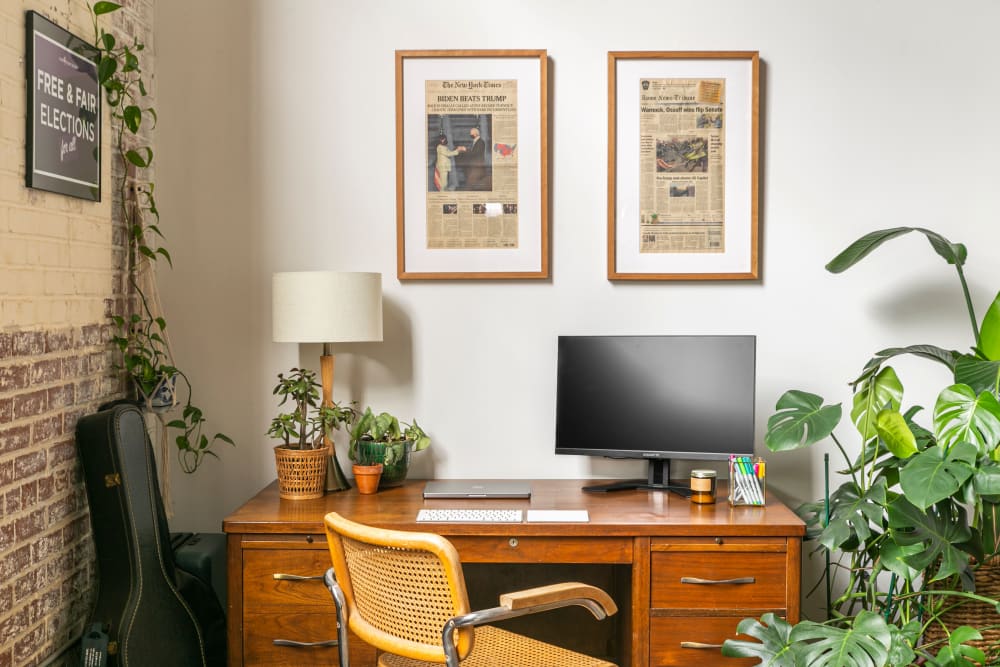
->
272, 271, 383, 491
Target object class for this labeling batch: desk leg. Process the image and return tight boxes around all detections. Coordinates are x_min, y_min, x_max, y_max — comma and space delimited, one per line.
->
786, 537, 802, 624
631, 537, 650, 667
226, 534, 243, 667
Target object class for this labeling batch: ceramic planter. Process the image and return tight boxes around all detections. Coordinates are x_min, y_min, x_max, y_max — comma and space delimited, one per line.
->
352, 463, 383, 495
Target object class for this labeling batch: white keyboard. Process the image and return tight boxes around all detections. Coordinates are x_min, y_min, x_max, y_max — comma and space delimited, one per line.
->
416, 509, 523, 523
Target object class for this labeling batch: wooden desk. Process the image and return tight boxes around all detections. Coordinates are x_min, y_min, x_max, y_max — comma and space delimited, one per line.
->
223, 479, 804, 667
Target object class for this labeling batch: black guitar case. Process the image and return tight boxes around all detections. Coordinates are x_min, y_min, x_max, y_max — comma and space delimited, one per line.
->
76, 404, 224, 667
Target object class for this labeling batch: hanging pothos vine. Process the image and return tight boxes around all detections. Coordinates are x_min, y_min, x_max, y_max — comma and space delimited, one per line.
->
90, 1, 233, 475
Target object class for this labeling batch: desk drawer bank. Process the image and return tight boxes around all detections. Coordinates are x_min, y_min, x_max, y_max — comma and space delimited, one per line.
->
223, 479, 804, 667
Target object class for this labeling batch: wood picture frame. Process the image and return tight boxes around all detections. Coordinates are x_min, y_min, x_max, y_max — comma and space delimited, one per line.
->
608, 51, 759, 280
395, 50, 549, 280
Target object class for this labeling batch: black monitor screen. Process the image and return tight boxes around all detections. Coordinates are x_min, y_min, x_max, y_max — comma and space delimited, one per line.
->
555, 335, 755, 462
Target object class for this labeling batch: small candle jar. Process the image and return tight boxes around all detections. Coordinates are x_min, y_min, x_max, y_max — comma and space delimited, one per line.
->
690, 469, 717, 504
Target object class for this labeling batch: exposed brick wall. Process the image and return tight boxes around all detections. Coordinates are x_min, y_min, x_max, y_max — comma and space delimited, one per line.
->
0, 0, 155, 664
0, 329, 121, 665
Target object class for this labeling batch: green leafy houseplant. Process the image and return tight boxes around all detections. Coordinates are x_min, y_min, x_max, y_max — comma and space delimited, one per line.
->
349, 407, 430, 486
267, 368, 355, 450
723, 228, 1000, 666
90, 2, 231, 473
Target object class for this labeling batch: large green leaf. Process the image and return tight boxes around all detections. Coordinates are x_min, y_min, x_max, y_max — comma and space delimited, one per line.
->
876, 541, 923, 583
795, 500, 828, 542
721, 613, 801, 666
887, 497, 972, 582
979, 501, 1000, 558
933, 385, 1000, 455
979, 291, 1000, 361
826, 227, 966, 274
819, 479, 888, 552
765, 390, 842, 452
851, 345, 959, 389
792, 611, 893, 667
852, 367, 903, 442
844, 405, 930, 474
899, 442, 976, 509
904, 406, 937, 451
887, 621, 920, 667
954, 356, 1000, 398
876, 409, 918, 459
974, 461, 1000, 496
825, 227, 912, 273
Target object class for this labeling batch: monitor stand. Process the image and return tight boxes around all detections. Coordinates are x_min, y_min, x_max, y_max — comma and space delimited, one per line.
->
582, 459, 693, 498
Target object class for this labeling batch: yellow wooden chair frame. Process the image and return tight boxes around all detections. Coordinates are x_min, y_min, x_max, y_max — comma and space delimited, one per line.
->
324, 511, 618, 666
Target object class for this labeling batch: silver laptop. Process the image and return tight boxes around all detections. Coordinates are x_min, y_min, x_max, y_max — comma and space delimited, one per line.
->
422, 480, 532, 499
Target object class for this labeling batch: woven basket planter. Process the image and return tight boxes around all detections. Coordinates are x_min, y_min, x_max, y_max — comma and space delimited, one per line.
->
274, 444, 329, 500
923, 558, 1000, 661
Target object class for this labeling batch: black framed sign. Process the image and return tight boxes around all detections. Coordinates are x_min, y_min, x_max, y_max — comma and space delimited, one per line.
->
25, 11, 101, 201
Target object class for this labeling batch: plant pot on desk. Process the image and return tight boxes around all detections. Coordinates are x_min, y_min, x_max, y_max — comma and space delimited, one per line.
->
274, 444, 329, 500
352, 464, 383, 495
379, 440, 413, 488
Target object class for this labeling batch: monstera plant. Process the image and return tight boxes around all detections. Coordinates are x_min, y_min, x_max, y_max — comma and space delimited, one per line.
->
724, 228, 1000, 666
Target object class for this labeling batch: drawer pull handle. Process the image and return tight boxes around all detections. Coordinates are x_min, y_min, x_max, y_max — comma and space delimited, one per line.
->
273, 639, 339, 648
680, 641, 724, 650
273, 573, 324, 581
680, 576, 755, 585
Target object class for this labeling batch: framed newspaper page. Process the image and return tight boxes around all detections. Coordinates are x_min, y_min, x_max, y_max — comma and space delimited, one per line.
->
396, 50, 549, 280
608, 51, 759, 280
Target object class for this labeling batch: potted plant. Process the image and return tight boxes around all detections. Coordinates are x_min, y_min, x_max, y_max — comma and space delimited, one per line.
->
724, 228, 1000, 666
351, 439, 385, 495
91, 1, 231, 475
349, 407, 431, 488
267, 368, 355, 499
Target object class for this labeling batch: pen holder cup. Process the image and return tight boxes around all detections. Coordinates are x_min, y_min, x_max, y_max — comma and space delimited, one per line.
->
729, 456, 766, 506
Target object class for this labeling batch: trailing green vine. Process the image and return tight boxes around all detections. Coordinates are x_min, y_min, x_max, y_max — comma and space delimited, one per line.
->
90, 1, 232, 473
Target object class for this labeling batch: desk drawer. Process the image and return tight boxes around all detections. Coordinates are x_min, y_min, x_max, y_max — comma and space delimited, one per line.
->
651, 551, 786, 610
448, 536, 633, 563
244, 612, 375, 666
244, 548, 333, 611
650, 616, 757, 667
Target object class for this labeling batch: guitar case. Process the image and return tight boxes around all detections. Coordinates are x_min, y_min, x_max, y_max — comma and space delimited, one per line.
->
76, 403, 225, 666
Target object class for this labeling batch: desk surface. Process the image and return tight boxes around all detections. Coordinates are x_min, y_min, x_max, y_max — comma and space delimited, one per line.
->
223, 478, 804, 538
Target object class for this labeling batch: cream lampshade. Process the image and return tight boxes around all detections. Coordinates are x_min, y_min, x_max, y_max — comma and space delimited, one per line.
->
272, 271, 383, 491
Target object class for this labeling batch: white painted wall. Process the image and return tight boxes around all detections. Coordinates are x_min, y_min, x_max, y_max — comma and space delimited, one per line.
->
153, 0, 1000, 588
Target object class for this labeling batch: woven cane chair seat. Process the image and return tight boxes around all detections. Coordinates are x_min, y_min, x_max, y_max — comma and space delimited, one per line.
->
325, 512, 618, 667
379, 624, 616, 667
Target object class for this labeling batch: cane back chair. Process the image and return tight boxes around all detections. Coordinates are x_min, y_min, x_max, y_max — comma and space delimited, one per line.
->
323, 511, 619, 667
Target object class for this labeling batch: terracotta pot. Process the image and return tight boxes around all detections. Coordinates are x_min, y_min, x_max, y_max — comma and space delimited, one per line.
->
352, 463, 383, 495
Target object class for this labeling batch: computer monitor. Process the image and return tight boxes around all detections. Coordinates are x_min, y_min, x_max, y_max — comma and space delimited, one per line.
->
555, 335, 756, 495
